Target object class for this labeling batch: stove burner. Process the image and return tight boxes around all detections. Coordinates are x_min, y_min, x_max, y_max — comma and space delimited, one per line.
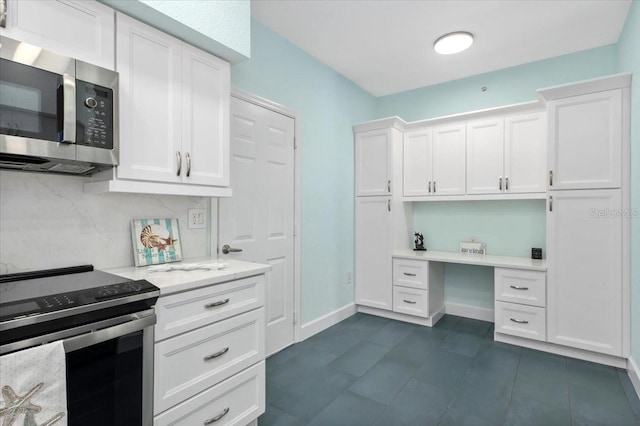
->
98, 287, 119, 297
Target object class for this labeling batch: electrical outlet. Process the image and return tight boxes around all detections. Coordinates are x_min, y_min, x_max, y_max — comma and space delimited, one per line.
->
188, 208, 206, 229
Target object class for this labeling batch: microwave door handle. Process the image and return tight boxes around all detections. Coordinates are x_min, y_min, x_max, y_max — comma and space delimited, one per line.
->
61, 74, 76, 143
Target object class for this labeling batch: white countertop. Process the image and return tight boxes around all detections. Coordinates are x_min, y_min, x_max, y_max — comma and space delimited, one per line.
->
394, 249, 547, 271
103, 258, 271, 296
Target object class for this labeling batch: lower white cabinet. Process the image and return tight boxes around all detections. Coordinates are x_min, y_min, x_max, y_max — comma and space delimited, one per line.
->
391, 258, 444, 324
153, 274, 266, 424
495, 301, 546, 342
393, 286, 429, 317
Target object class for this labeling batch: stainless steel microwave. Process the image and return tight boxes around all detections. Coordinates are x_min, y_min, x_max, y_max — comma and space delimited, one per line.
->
0, 36, 118, 175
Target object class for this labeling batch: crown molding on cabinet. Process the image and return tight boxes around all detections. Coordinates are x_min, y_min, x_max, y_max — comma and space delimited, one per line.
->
538, 72, 632, 101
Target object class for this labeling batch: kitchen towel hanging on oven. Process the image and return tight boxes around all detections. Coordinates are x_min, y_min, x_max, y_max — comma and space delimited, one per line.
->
0, 341, 67, 425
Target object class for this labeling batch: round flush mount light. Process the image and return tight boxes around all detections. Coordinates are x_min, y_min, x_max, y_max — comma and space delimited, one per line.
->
434, 31, 474, 55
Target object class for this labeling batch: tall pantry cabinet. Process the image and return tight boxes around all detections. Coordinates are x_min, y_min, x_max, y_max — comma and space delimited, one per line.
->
541, 74, 631, 358
354, 119, 412, 311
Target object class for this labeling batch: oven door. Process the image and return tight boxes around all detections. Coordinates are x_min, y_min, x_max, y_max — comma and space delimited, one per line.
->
0, 37, 76, 161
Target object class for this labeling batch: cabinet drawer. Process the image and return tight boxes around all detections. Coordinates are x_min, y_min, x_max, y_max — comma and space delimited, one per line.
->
495, 268, 546, 307
155, 275, 265, 341
393, 286, 428, 317
154, 361, 265, 426
495, 301, 546, 342
393, 258, 428, 290
154, 309, 265, 415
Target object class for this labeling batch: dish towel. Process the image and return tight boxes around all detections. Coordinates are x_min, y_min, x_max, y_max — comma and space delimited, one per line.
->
0, 341, 67, 426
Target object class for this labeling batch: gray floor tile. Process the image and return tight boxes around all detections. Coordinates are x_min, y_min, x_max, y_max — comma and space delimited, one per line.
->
312, 328, 370, 356
446, 381, 512, 425
259, 405, 304, 426
438, 407, 499, 426
365, 320, 416, 348
505, 394, 572, 426
348, 356, 417, 405
350, 313, 393, 334
412, 347, 472, 395
327, 341, 390, 377
441, 327, 486, 357
570, 380, 638, 426
472, 340, 521, 372
268, 348, 338, 388
432, 314, 461, 331
463, 363, 516, 397
266, 379, 289, 404
618, 369, 640, 418
567, 358, 621, 391
385, 327, 441, 368
519, 347, 566, 376
374, 379, 452, 425
513, 367, 569, 406
453, 317, 493, 337
308, 391, 386, 426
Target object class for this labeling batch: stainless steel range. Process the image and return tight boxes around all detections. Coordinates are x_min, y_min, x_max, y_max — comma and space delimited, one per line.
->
0, 265, 159, 426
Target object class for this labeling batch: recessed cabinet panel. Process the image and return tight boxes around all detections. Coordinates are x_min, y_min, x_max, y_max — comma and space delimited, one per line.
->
432, 124, 466, 195
466, 118, 504, 195
403, 130, 431, 196
548, 90, 622, 190
505, 112, 547, 193
356, 130, 392, 196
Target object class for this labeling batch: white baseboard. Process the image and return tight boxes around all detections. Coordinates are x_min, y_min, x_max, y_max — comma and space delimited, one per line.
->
445, 302, 494, 322
299, 303, 357, 341
628, 356, 640, 400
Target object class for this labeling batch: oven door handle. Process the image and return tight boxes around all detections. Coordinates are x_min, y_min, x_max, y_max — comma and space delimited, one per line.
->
63, 311, 155, 353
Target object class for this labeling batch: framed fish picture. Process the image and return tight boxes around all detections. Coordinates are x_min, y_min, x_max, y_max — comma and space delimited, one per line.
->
131, 218, 183, 266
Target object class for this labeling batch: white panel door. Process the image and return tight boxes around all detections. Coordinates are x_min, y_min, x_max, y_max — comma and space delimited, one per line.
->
548, 89, 622, 190
403, 129, 431, 197
432, 123, 466, 196
466, 118, 504, 195
181, 43, 230, 187
547, 189, 622, 356
116, 13, 182, 183
219, 97, 295, 357
505, 112, 547, 193
355, 196, 392, 310
356, 130, 391, 196
0, 0, 115, 69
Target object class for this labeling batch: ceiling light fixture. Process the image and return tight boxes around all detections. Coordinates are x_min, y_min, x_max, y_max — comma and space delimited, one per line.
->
434, 31, 474, 55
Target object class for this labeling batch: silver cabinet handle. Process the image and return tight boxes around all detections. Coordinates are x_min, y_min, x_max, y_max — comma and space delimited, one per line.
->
176, 151, 182, 176
62, 74, 76, 143
204, 407, 229, 424
549, 196, 553, 212
428, 181, 431, 193
499, 176, 503, 191
549, 170, 553, 186
403, 300, 417, 304
403, 273, 417, 277
510, 318, 529, 324
186, 152, 191, 177
204, 347, 229, 361
509, 285, 529, 291
505, 177, 509, 191
205, 299, 229, 308
222, 244, 243, 254
433, 181, 436, 193
387, 180, 391, 193
388, 199, 391, 212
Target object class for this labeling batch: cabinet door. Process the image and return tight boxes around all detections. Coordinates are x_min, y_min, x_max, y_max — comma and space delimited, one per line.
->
181, 43, 230, 186
356, 130, 392, 196
355, 197, 392, 310
403, 129, 431, 197
547, 189, 622, 356
116, 13, 182, 183
466, 118, 504, 195
504, 112, 546, 193
0, 0, 114, 69
548, 90, 622, 190
432, 124, 466, 196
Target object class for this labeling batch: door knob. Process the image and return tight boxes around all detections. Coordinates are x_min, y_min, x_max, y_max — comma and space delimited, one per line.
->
221, 245, 243, 255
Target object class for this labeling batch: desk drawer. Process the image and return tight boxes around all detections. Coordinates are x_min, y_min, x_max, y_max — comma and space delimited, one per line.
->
495, 268, 546, 307
155, 275, 265, 341
393, 286, 428, 317
154, 309, 265, 415
495, 301, 546, 342
154, 361, 265, 426
393, 258, 428, 290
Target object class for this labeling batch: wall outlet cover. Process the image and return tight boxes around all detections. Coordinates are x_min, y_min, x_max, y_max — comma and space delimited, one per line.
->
188, 208, 206, 229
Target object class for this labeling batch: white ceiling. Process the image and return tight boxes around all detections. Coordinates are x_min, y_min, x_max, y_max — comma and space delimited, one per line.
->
251, 0, 632, 97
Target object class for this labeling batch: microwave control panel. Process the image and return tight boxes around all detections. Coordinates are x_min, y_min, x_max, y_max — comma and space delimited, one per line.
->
76, 80, 113, 149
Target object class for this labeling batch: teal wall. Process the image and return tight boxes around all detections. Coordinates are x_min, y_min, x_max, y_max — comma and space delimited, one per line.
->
231, 20, 377, 323
617, 0, 640, 365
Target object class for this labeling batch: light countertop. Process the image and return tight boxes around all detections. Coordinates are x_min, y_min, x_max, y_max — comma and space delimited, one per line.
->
394, 249, 547, 271
103, 258, 271, 296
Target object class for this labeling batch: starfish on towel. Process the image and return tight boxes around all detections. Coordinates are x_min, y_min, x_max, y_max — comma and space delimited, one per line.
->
23, 410, 65, 426
0, 383, 42, 426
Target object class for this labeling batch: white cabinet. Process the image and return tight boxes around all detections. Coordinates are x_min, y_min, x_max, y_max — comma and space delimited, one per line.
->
0, 0, 114, 69
546, 189, 622, 356
356, 129, 392, 196
547, 89, 622, 190
403, 124, 466, 197
355, 196, 392, 309
391, 258, 444, 323
466, 112, 546, 195
115, 13, 229, 187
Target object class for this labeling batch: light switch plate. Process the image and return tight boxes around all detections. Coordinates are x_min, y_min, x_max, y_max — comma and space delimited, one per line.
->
188, 208, 206, 229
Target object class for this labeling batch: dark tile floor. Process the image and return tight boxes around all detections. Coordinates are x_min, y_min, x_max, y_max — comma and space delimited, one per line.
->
259, 313, 640, 426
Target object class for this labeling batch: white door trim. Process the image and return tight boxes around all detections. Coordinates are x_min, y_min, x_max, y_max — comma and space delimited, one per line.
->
214, 87, 301, 344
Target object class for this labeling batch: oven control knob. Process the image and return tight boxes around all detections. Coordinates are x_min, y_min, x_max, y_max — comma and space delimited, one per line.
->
85, 97, 98, 108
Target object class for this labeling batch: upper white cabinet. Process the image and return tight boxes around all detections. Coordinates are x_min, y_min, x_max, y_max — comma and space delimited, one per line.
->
547, 89, 622, 190
356, 129, 392, 196
115, 13, 229, 187
0, 0, 114, 69
403, 124, 466, 197
466, 112, 546, 195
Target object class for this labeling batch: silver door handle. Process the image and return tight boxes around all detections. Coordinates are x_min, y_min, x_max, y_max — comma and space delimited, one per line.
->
403, 273, 417, 277
428, 181, 431, 193
549, 196, 553, 212
388, 199, 391, 212
204, 407, 229, 424
510, 318, 529, 324
204, 347, 229, 361
387, 180, 391, 192
176, 151, 182, 176
403, 300, 417, 304
510, 285, 529, 291
61, 74, 76, 143
505, 176, 509, 191
549, 170, 553, 186
205, 299, 229, 308
499, 177, 503, 191
222, 244, 242, 254
186, 152, 191, 177
433, 181, 436, 193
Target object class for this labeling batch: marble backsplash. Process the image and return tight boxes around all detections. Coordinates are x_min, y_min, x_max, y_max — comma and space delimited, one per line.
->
0, 171, 210, 273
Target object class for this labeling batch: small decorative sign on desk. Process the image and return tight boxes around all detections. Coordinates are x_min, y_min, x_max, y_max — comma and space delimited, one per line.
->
460, 241, 486, 255
131, 218, 183, 266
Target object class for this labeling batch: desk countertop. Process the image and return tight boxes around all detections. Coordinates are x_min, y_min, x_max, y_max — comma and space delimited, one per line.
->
393, 249, 547, 271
